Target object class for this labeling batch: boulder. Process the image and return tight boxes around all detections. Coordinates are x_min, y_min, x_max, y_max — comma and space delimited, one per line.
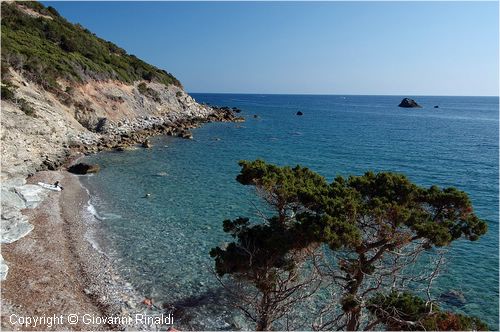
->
67, 163, 100, 175
95, 117, 110, 133
296, 111, 303, 116
398, 98, 422, 108
142, 139, 152, 148
178, 130, 193, 139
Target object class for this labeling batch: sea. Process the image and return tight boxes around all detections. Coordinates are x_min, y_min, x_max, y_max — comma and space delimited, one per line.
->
80, 94, 499, 329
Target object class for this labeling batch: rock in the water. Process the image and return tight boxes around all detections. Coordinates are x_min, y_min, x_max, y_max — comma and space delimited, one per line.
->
434, 105, 439, 108
142, 139, 152, 148
67, 163, 100, 175
296, 111, 303, 116
253, 114, 259, 118
398, 98, 422, 108
439, 290, 466, 307
178, 130, 193, 139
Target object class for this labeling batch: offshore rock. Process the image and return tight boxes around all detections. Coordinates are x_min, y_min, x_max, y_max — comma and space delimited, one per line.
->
398, 98, 422, 108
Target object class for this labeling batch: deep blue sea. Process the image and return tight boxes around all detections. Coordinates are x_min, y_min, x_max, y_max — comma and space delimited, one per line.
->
81, 94, 499, 329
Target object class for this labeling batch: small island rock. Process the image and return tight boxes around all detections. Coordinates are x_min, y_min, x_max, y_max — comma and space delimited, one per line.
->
398, 98, 422, 108
296, 111, 303, 116
67, 163, 100, 175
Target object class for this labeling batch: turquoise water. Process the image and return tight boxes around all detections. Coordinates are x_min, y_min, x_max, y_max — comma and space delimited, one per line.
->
81, 94, 499, 329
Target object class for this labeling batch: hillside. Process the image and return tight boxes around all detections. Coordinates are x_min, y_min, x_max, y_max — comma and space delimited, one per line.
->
1, 1, 181, 90
0, 1, 237, 179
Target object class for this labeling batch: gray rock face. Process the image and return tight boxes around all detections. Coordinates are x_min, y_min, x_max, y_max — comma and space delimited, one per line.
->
1, 179, 50, 245
398, 98, 422, 108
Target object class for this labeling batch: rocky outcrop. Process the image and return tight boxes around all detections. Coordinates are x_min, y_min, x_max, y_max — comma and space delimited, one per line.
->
178, 130, 193, 140
398, 98, 422, 108
67, 163, 100, 175
142, 139, 152, 148
1, 69, 242, 179
1, 177, 52, 280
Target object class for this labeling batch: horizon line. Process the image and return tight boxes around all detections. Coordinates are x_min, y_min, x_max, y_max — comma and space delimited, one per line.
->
188, 92, 500, 98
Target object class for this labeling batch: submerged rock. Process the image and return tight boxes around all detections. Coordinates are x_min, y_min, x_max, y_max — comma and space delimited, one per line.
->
67, 163, 100, 175
434, 105, 439, 108
398, 98, 422, 108
439, 290, 466, 307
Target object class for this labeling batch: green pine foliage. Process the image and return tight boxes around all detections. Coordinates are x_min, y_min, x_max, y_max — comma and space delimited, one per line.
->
1, 1, 181, 92
367, 292, 489, 331
211, 159, 489, 330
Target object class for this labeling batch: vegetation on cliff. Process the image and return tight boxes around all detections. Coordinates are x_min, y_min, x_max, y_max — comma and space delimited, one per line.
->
211, 160, 488, 331
1, 1, 181, 92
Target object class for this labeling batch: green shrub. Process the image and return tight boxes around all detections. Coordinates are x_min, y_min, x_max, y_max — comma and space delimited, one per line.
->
1, 84, 15, 101
137, 82, 148, 94
1, 1, 182, 93
17, 98, 36, 116
137, 82, 161, 103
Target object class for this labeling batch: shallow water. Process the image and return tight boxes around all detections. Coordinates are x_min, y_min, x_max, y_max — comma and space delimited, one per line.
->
81, 94, 499, 329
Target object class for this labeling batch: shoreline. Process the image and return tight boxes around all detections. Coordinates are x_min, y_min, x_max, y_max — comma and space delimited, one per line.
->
1, 170, 174, 331
1, 106, 243, 331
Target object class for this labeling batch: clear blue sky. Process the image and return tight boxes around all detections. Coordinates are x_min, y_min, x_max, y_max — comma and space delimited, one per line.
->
44, 1, 499, 96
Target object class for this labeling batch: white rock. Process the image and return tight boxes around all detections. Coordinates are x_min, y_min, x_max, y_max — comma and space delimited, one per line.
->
1, 214, 33, 244
15, 184, 48, 209
0, 254, 8, 281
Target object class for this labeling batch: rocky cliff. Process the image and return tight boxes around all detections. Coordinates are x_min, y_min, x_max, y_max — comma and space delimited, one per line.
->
1, 68, 232, 179
1, 1, 240, 179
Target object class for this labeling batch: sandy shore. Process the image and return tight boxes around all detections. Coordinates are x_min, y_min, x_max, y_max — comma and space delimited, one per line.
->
1, 170, 166, 331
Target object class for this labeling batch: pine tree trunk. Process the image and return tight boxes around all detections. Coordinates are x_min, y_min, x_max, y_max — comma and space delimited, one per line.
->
256, 293, 272, 331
